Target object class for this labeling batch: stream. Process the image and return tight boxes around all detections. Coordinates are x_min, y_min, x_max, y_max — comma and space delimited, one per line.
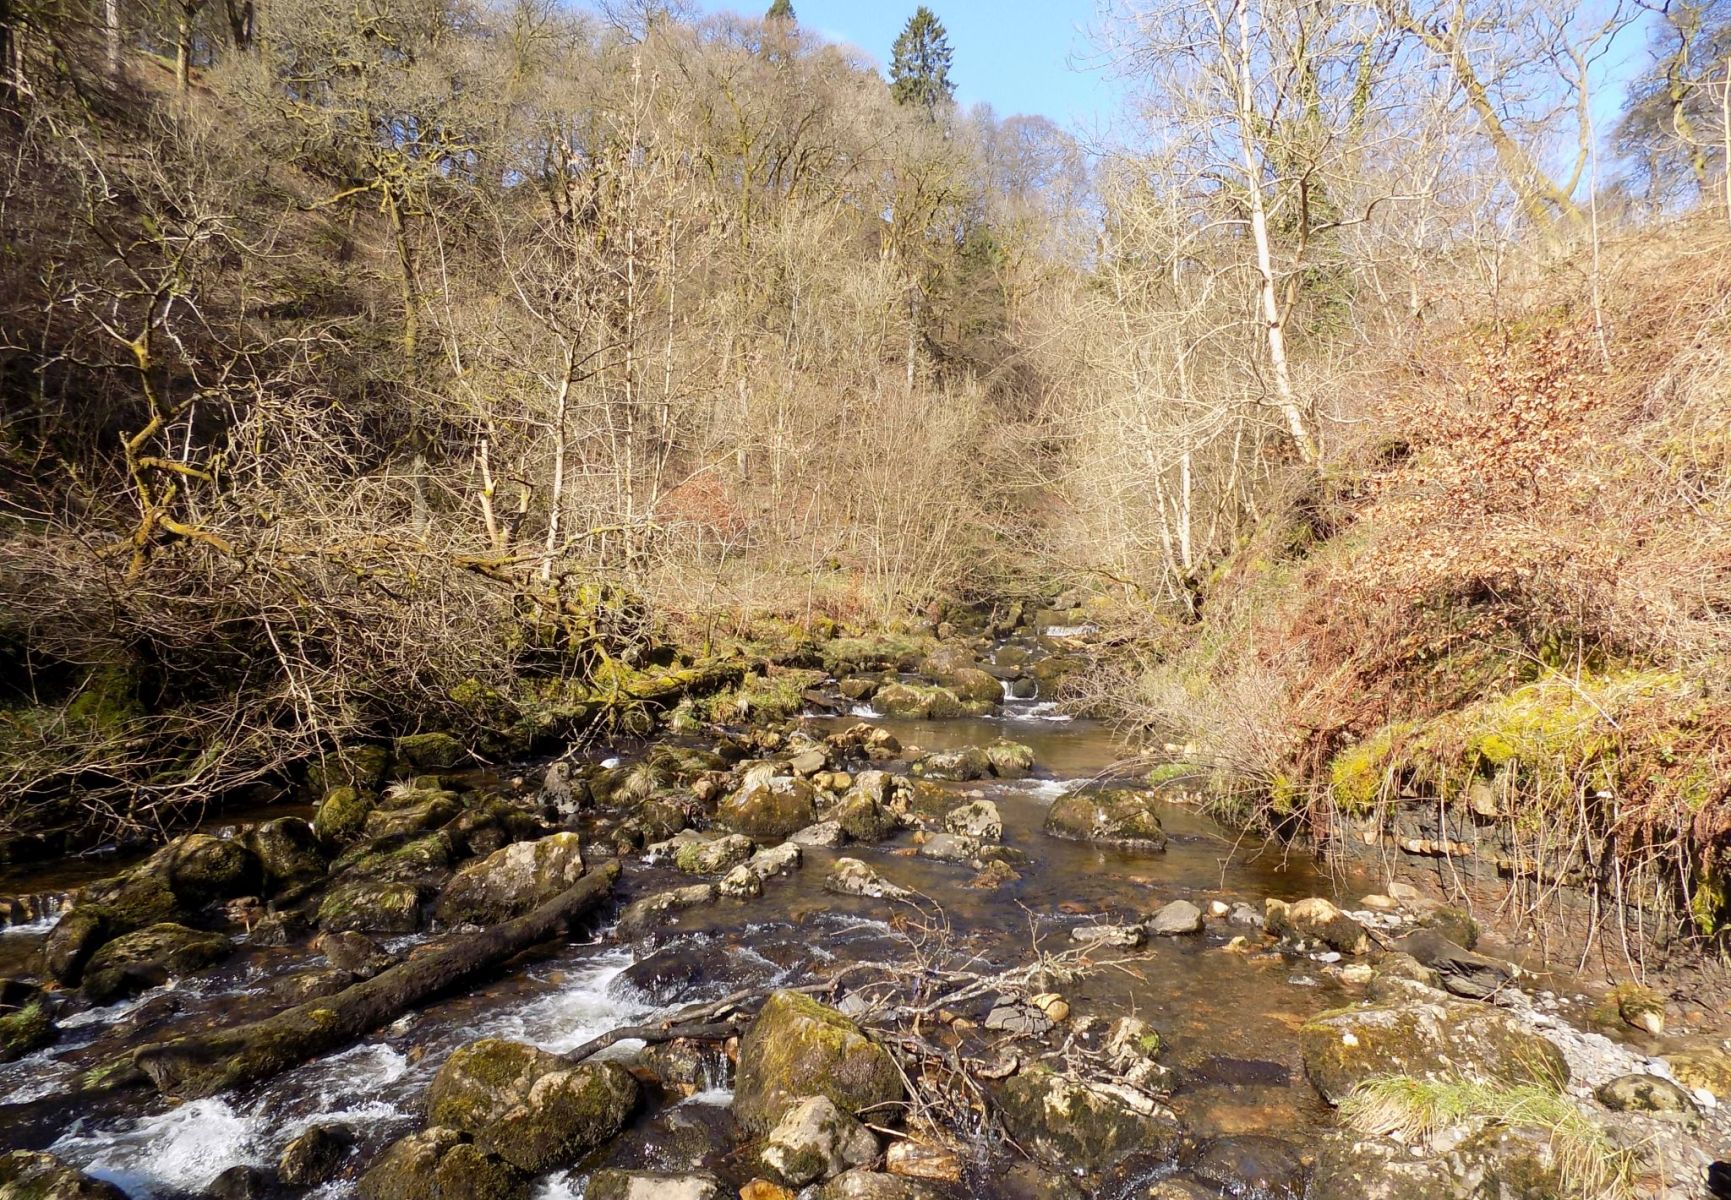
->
0, 632, 1695, 1200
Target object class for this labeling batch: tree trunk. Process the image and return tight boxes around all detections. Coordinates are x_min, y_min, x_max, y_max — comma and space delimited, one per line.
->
116, 861, 620, 1100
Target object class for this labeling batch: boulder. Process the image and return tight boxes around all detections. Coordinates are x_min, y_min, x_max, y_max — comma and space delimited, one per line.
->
1145, 900, 1204, 936
243, 818, 328, 897
1392, 928, 1516, 999
317, 880, 422, 934
1594, 1073, 1698, 1118
997, 1069, 1184, 1173
792, 822, 847, 849
916, 833, 979, 864
984, 740, 1035, 779
911, 747, 990, 782
939, 668, 1002, 707
720, 776, 820, 841
393, 732, 465, 771
313, 786, 375, 846
673, 834, 757, 875
825, 859, 912, 901
0, 986, 57, 1063
945, 800, 1002, 842
316, 930, 394, 976
81, 922, 232, 1003
827, 724, 901, 761
425, 1038, 640, 1172
0, 1150, 125, 1200
330, 831, 454, 890
588, 1172, 724, 1200
720, 864, 763, 899
279, 1124, 353, 1185
733, 991, 906, 1134
1297, 998, 1568, 1105
873, 684, 968, 720
817, 1171, 940, 1200
1661, 1046, 1731, 1098
1042, 789, 1167, 851
206, 1165, 272, 1199
307, 743, 391, 795
142, 834, 260, 906
435, 832, 585, 926
1266, 898, 1370, 955
616, 885, 718, 941
761, 1095, 879, 1185
364, 796, 461, 841
832, 793, 898, 843
357, 1127, 527, 1200
1190, 1135, 1307, 1199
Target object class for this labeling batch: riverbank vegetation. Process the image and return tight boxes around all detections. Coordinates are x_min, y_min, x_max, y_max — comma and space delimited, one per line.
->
1, 0, 1729, 948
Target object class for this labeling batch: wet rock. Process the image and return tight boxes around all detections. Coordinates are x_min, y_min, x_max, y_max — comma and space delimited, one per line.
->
1071, 924, 1146, 949
1265, 897, 1369, 955
446, 796, 545, 859
720, 776, 821, 841
615, 885, 718, 941
1595, 1073, 1698, 1118
945, 800, 1002, 842
827, 724, 901, 762
268, 966, 354, 1005
205, 1165, 272, 1199
1143, 1181, 1215, 1200
1146, 900, 1204, 936
1370, 952, 1441, 989
316, 930, 393, 976
1419, 904, 1480, 949
1305, 1134, 1441, 1200
638, 1039, 731, 1093
761, 1095, 879, 1185
317, 879, 421, 934
883, 1142, 958, 1184
743, 842, 802, 883
997, 1069, 1184, 1173
1227, 902, 1264, 928
394, 732, 465, 771
984, 739, 1035, 779
985, 1000, 1053, 1036
789, 748, 828, 777
940, 668, 1003, 708
280, 1124, 353, 1186
720, 864, 764, 899
364, 796, 461, 841
917, 833, 980, 864
673, 834, 756, 875
307, 743, 391, 796
1392, 928, 1516, 1000
911, 747, 991, 782
588, 1171, 724, 1200
244, 818, 328, 897
314, 786, 375, 846
824, 858, 912, 901
1006, 677, 1037, 699
873, 683, 970, 720
538, 761, 580, 817
0, 983, 57, 1063
1000, 1162, 1086, 1200
357, 1127, 527, 1200
150, 834, 263, 907
791, 822, 846, 849
1661, 1046, 1731, 1098
832, 792, 899, 844
434, 832, 585, 926
0, 1151, 127, 1199
1297, 997, 1568, 1105
81, 922, 232, 1003
1190, 1135, 1307, 1198
426, 1038, 640, 1172
1042, 788, 1167, 851
733, 990, 905, 1134
967, 860, 1021, 889
817, 1171, 940, 1200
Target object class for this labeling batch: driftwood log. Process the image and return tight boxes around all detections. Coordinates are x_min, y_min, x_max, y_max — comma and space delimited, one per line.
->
108, 860, 620, 1100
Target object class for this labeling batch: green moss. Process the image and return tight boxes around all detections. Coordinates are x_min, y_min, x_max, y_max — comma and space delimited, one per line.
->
0, 999, 56, 1063
1328, 723, 1416, 815
699, 669, 824, 724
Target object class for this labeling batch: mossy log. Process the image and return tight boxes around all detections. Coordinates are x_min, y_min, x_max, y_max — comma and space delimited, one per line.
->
110, 861, 620, 1101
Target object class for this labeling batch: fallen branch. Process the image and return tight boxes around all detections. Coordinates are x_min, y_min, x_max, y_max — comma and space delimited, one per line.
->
110, 861, 621, 1100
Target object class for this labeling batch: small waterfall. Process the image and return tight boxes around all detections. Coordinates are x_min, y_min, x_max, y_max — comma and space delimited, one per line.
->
0, 891, 71, 933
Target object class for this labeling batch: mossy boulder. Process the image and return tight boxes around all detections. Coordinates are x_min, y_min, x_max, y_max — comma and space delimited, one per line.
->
1266, 898, 1370, 955
425, 1038, 640, 1172
673, 834, 756, 875
81, 922, 232, 1003
314, 786, 375, 846
0, 1150, 127, 1200
733, 990, 905, 1134
873, 684, 968, 720
945, 800, 1002, 841
152, 834, 261, 905
244, 818, 328, 897
760, 1095, 879, 1185
0, 987, 57, 1063
331, 832, 455, 888
317, 880, 422, 934
719, 776, 819, 841
830, 792, 898, 843
41, 871, 182, 985
1298, 999, 1569, 1105
1660, 1046, 1731, 1098
910, 747, 991, 782
938, 668, 1002, 708
394, 732, 465, 772
1042, 789, 1167, 851
357, 1127, 528, 1200
996, 1069, 1186, 1173
307, 743, 391, 795
985, 739, 1035, 779
364, 796, 462, 841
434, 832, 585, 926
279, 1124, 353, 1185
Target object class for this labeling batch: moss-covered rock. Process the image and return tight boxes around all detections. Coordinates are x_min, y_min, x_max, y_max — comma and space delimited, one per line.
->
1042, 789, 1167, 851
279, 1124, 353, 1186
996, 1069, 1185, 1173
1298, 999, 1568, 1105
331, 832, 454, 887
153, 834, 261, 905
733, 990, 905, 1134
873, 684, 968, 720
314, 786, 376, 846
1266, 898, 1370, 955
425, 1039, 640, 1172
364, 796, 462, 841
760, 1095, 879, 1185
937, 668, 1002, 707
357, 1127, 527, 1200
394, 732, 466, 772
317, 880, 422, 934
985, 739, 1035, 779
1661, 1046, 1731, 1098
434, 832, 584, 926
719, 776, 820, 841
830, 792, 897, 843
81, 922, 232, 1003
41, 870, 183, 985
244, 818, 328, 897
307, 743, 392, 795
910, 747, 991, 782
0, 989, 57, 1063
0, 1150, 127, 1199
673, 834, 756, 875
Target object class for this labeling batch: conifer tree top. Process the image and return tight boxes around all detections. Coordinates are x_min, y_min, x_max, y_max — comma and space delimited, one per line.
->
890, 6, 955, 120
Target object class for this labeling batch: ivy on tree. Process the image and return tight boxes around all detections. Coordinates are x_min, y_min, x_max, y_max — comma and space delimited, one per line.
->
890, 6, 955, 120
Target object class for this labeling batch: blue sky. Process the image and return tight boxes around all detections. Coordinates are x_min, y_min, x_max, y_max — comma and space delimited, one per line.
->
700, 0, 1127, 133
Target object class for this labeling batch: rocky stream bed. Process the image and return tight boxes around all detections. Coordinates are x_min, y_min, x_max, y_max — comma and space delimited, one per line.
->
0, 625, 1725, 1200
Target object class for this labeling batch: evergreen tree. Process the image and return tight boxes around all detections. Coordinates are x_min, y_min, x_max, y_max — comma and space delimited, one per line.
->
889, 6, 955, 119
765, 0, 794, 21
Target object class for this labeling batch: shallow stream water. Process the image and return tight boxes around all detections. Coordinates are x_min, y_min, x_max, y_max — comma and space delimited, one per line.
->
0, 651, 1570, 1199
